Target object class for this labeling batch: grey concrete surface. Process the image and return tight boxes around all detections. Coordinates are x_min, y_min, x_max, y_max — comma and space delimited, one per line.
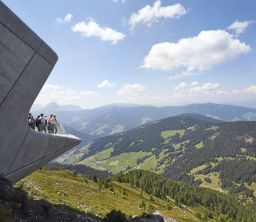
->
0, 1, 81, 183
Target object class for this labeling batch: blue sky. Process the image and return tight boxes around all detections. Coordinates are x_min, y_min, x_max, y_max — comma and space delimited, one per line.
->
3, 0, 256, 108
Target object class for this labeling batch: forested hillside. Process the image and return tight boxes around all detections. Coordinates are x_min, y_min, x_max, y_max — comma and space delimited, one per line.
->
17, 169, 256, 222
60, 114, 256, 200
116, 170, 256, 222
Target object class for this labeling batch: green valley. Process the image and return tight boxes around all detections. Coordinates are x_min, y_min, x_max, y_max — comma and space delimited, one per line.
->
56, 114, 256, 203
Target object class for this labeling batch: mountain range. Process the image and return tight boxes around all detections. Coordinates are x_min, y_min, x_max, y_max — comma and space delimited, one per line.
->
27, 102, 256, 221
56, 113, 256, 201
34, 102, 256, 138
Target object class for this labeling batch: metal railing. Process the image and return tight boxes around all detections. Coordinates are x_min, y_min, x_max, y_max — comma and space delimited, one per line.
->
33, 122, 66, 134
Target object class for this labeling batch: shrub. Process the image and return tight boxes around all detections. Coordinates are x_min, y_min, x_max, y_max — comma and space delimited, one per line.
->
103, 210, 128, 222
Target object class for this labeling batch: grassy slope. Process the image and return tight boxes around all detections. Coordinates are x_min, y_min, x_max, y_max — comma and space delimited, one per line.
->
160, 130, 185, 139
190, 163, 224, 193
78, 129, 187, 175
190, 156, 256, 195
196, 172, 223, 192
78, 148, 151, 174
137, 149, 169, 173
161, 129, 185, 145
195, 141, 204, 149
16, 170, 202, 222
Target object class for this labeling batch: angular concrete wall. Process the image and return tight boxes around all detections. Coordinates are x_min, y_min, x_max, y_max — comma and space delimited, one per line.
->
0, 2, 81, 183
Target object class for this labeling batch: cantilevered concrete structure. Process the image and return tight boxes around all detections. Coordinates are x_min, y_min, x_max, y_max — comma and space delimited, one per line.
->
0, 2, 81, 183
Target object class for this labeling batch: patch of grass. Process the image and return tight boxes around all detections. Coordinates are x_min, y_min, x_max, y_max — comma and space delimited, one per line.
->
57, 144, 93, 165
190, 164, 209, 175
103, 152, 151, 174
187, 125, 197, 131
195, 141, 204, 149
77, 148, 114, 171
81, 148, 113, 161
210, 133, 219, 140
138, 155, 158, 172
196, 172, 224, 193
190, 162, 224, 193
79, 151, 151, 174
240, 147, 247, 154
174, 140, 189, 151
161, 130, 185, 139
138, 149, 169, 174
206, 125, 219, 131
17, 170, 201, 222
190, 162, 217, 175
245, 156, 256, 161
161, 130, 185, 144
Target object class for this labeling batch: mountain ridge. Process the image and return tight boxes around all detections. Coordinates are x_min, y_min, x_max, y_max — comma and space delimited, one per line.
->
59, 114, 256, 201
34, 102, 256, 137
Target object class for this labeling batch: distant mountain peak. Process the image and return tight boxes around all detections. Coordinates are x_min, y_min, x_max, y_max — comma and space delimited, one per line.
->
176, 113, 223, 123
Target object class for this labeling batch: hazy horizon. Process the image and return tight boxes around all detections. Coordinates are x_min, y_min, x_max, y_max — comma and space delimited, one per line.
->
32, 100, 256, 111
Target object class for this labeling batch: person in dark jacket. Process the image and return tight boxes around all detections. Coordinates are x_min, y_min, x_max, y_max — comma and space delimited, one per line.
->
35, 115, 41, 131
27, 113, 35, 129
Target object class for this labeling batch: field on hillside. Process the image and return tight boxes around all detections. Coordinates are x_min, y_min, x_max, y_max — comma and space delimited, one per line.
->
16, 170, 204, 222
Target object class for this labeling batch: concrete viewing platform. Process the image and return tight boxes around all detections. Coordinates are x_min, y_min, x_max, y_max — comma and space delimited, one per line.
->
0, 1, 81, 183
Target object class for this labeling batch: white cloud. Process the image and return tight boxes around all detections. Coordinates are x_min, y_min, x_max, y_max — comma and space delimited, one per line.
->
228, 20, 251, 35
143, 30, 250, 75
216, 85, 256, 97
72, 19, 126, 44
245, 85, 256, 94
171, 82, 220, 97
168, 71, 195, 80
118, 83, 146, 97
97, 80, 116, 89
56, 13, 73, 23
170, 83, 256, 103
35, 84, 99, 107
113, 0, 126, 3
129, 0, 187, 30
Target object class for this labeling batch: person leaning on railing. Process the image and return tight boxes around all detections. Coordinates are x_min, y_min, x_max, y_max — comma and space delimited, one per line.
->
28, 112, 58, 134
48, 114, 58, 134
47, 114, 54, 133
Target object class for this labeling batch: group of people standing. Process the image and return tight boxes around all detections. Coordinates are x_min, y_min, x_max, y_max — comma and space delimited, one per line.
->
28, 113, 58, 134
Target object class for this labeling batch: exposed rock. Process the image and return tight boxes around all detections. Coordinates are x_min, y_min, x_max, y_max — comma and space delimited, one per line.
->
0, 177, 102, 222
131, 213, 164, 222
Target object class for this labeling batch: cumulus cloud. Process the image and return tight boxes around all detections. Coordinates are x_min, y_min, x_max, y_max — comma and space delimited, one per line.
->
168, 71, 195, 80
129, 0, 187, 30
143, 30, 250, 76
118, 83, 146, 97
72, 19, 126, 44
113, 0, 126, 3
170, 82, 256, 103
97, 80, 116, 89
215, 86, 256, 98
56, 13, 73, 23
245, 85, 256, 94
171, 81, 220, 97
35, 84, 99, 107
228, 20, 251, 35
